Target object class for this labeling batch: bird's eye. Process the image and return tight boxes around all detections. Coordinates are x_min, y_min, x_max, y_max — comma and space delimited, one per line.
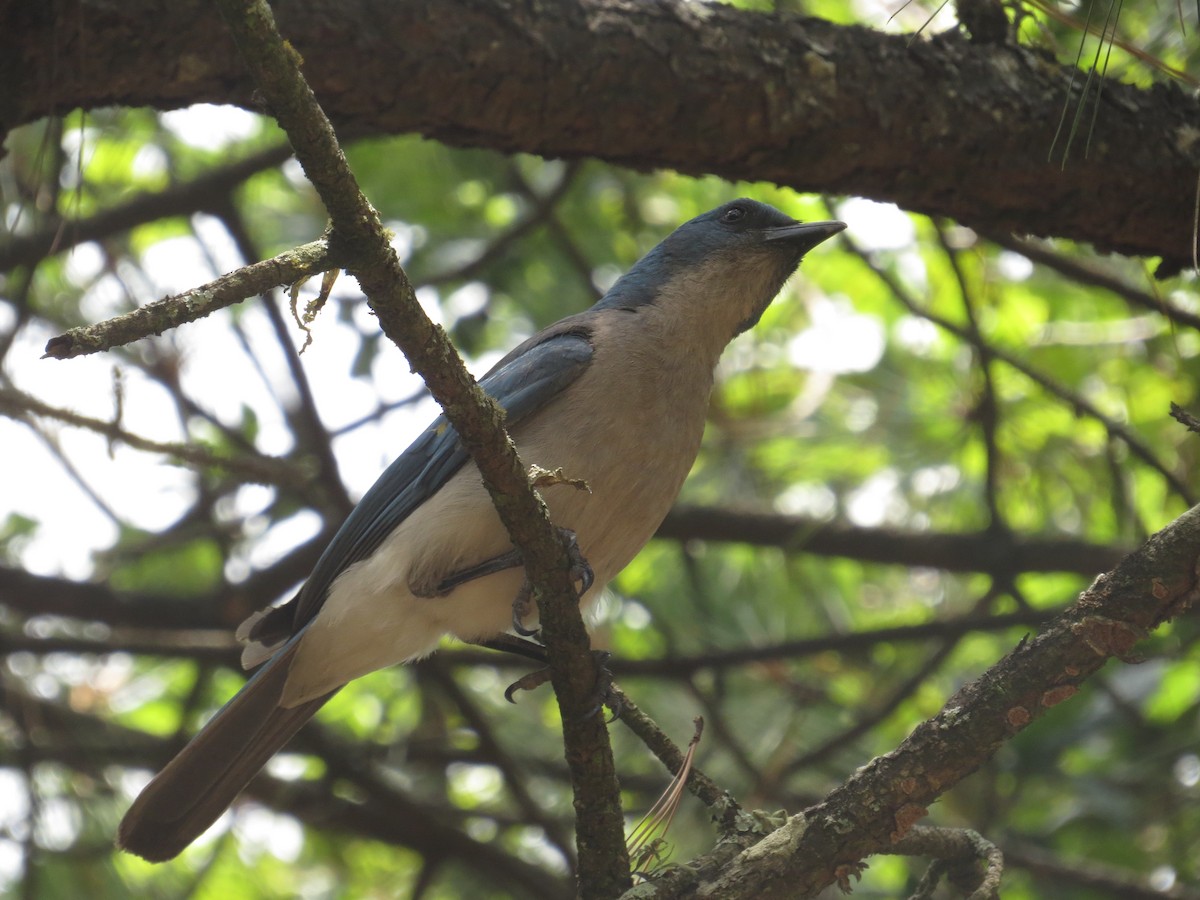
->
721, 206, 745, 224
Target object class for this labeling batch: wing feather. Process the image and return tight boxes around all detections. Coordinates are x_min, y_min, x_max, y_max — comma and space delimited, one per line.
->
287, 324, 594, 631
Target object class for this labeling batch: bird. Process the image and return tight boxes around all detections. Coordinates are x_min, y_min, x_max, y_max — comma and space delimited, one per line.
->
117, 198, 845, 861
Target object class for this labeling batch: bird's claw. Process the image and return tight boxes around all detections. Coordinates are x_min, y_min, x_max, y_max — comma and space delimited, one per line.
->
509, 527, 594, 637
561, 528, 595, 597
502, 650, 619, 722
511, 583, 540, 637
504, 666, 553, 703
578, 650, 620, 722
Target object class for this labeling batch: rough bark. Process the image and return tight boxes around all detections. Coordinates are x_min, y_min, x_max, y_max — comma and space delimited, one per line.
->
2, 0, 1196, 266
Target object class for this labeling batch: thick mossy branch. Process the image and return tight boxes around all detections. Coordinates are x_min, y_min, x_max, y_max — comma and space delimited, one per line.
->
5, 0, 1198, 264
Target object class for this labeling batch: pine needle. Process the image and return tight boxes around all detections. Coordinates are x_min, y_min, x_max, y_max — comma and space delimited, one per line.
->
627, 718, 705, 880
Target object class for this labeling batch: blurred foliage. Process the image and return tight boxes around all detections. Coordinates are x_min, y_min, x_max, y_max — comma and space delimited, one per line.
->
3, 0, 1200, 897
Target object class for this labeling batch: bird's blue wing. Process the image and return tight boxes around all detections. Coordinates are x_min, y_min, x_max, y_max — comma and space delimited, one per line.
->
290, 325, 594, 630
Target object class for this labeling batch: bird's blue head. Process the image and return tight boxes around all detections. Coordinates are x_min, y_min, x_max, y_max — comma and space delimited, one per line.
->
595, 199, 845, 336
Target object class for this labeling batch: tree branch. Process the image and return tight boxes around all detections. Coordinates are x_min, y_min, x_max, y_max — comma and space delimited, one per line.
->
0, 386, 314, 489
42, 238, 334, 359
657, 505, 1126, 576
889, 825, 1004, 899
4, 1, 1197, 266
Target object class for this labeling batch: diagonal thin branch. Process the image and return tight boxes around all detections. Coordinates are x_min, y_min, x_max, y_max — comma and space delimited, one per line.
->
206, 0, 630, 893
837, 226, 1195, 505
988, 233, 1200, 333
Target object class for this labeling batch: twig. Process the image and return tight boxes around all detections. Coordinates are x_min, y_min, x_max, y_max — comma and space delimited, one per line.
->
1021, 0, 1196, 86
933, 220, 1003, 529
419, 161, 580, 287
43, 238, 334, 359
1170, 402, 1200, 434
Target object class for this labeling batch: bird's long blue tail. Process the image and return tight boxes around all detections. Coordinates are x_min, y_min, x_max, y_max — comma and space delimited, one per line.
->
117, 639, 338, 861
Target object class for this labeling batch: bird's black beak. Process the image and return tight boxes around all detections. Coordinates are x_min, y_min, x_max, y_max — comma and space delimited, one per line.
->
763, 220, 846, 254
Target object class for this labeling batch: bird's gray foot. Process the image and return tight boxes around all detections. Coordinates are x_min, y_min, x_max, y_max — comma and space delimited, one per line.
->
562, 527, 595, 597
581, 650, 619, 721
503, 649, 619, 721
511, 582, 539, 636
503, 664, 552, 702
509, 527, 594, 637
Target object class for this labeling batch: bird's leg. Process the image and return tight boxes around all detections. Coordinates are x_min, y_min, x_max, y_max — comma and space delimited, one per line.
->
432, 549, 524, 595
432, 529, 594, 630
445, 527, 608, 710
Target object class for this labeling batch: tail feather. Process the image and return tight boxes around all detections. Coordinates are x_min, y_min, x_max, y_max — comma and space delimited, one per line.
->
117, 640, 338, 862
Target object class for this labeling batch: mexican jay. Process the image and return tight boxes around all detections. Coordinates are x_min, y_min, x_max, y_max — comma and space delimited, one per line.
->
117, 198, 845, 861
